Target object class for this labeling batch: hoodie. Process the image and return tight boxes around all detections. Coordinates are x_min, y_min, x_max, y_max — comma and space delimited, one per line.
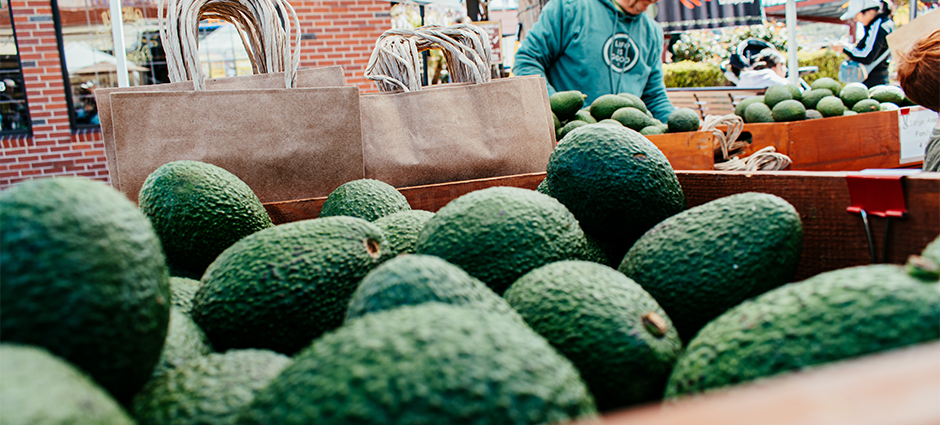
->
512, 0, 675, 122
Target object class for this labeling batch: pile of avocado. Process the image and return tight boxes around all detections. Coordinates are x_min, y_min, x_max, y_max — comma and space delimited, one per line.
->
736, 78, 914, 124
551, 90, 701, 141
2, 141, 938, 424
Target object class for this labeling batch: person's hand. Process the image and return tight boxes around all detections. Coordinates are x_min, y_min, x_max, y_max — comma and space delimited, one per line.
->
830, 44, 844, 53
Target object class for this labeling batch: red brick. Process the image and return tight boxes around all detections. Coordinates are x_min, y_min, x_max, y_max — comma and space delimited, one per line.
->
20, 169, 45, 176
0, 171, 20, 179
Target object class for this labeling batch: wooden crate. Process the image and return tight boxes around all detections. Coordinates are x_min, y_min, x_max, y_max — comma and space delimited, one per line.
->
645, 131, 715, 170
666, 88, 766, 120
263, 170, 939, 281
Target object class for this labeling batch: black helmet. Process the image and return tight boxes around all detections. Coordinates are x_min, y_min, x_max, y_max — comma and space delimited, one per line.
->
728, 39, 775, 70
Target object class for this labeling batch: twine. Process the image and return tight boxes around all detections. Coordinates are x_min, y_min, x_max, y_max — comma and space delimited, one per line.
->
158, 0, 300, 90
703, 114, 793, 171
364, 24, 492, 92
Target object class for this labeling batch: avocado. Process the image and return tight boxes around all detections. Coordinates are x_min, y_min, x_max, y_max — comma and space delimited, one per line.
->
667, 108, 701, 133
133, 349, 292, 425
1, 343, 135, 425
763, 85, 793, 109
817, 96, 847, 117
0, 177, 170, 403
744, 102, 774, 123
734, 96, 765, 118
151, 308, 212, 379
544, 124, 685, 258
612, 107, 655, 131
345, 254, 524, 323
559, 120, 589, 140
597, 119, 624, 126
504, 261, 682, 411
590, 94, 634, 121
415, 186, 589, 294
318, 178, 411, 222
573, 108, 598, 124
619, 192, 802, 341
880, 102, 900, 111
139, 160, 273, 279
852, 98, 882, 113
553, 112, 562, 134
810, 77, 842, 96
665, 264, 940, 397
191, 216, 391, 354
800, 88, 833, 110
170, 277, 200, 314
922, 235, 940, 266
238, 303, 598, 425
843, 110, 859, 115
618, 92, 648, 114
840, 82, 870, 109
551, 90, 586, 121
783, 84, 803, 102
373, 209, 435, 256
772, 99, 807, 122
870, 85, 905, 104
805, 109, 824, 119
640, 125, 665, 135
537, 177, 552, 196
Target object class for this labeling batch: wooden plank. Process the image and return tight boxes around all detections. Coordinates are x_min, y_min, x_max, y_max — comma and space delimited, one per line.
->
787, 110, 901, 171
264, 171, 939, 283
693, 92, 736, 117
738, 123, 790, 156
588, 342, 940, 425
646, 131, 715, 170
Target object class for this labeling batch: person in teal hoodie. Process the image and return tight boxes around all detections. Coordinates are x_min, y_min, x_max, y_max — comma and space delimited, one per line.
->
513, 0, 674, 123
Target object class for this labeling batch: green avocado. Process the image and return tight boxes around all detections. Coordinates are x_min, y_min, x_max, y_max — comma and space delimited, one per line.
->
618, 92, 648, 114
817, 96, 847, 117
415, 186, 589, 294
373, 209, 435, 256
734, 96, 765, 118
744, 102, 774, 123
550, 90, 586, 121
559, 119, 590, 140
133, 349, 292, 425
840, 82, 870, 109
619, 192, 802, 341
771, 99, 807, 122
318, 178, 411, 222
191, 216, 392, 354
139, 160, 273, 279
169, 277, 201, 314
573, 108, 598, 124
800, 88, 833, 110
810, 77, 842, 96
345, 254, 523, 323
665, 264, 940, 397
612, 107, 655, 131
544, 124, 685, 257
238, 303, 598, 425
504, 261, 682, 411
0, 343, 135, 425
852, 98, 882, 113
590, 94, 634, 121
0, 177, 170, 403
150, 308, 213, 379
763, 85, 793, 109
667, 108, 701, 133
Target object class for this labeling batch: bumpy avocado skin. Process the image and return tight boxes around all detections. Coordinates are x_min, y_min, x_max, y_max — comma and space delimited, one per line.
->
139, 160, 273, 279
0, 344, 135, 425
151, 307, 213, 379
133, 349, 291, 425
318, 178, 411, 222
415, 186, 589, 294
665, 264, 940, 397
373, 209, 435, 256
545, 124, 686, 251
169, 277, 201, 314
238, 303, 598, 425
504, 260, 682, 411
192, 216, 392, 354
345, 254, 524, 323
0, 177, 170, 403
619, 192, 802, 341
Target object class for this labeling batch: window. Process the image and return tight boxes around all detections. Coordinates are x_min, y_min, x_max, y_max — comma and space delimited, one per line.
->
53, 0, 252, 130
1, 3, 31, 135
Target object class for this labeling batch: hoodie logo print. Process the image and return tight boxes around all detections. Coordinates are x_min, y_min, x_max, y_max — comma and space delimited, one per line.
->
604, 34, 640, 73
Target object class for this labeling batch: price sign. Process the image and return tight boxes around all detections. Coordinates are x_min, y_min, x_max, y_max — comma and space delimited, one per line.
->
898, 106, 939, 165
473, 21, 502, 65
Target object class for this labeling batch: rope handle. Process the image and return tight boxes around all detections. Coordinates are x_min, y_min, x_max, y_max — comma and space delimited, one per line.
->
364, 24, 492, 92
703, 113, 793, 171
158, 0, 300, 90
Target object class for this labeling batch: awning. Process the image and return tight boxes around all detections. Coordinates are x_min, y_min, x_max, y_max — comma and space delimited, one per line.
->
651, 0, 764, 33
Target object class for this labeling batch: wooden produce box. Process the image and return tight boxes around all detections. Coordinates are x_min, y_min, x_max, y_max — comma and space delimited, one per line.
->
645, 131, 716, 171
264, 170, 939, 281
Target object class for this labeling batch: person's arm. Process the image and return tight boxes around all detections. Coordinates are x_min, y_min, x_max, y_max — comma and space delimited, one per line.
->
843, 17, 889, 64
511, 0, 566, 95
642, 24, 675, 123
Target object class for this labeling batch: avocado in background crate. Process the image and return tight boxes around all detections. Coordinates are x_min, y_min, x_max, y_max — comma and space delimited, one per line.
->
667, 108, 701, 133
318, 178, 411, 222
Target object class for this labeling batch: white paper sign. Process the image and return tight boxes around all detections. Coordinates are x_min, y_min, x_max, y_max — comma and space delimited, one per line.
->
898, 106, 939, 165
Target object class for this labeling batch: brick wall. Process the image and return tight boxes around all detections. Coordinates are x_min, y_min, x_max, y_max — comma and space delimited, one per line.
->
0, 0, 393, 191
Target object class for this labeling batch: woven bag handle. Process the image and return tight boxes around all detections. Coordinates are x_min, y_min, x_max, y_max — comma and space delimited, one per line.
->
364, 24, 492, 92
159, 0, 300, 90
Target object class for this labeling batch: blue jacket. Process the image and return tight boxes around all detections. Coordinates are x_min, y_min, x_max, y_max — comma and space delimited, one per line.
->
512, 0, 675, 122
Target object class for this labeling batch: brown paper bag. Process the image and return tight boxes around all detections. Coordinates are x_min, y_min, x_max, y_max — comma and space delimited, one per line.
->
106, 83, 362, 204
96, 66, 348, 194
361, 76, 556, 188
